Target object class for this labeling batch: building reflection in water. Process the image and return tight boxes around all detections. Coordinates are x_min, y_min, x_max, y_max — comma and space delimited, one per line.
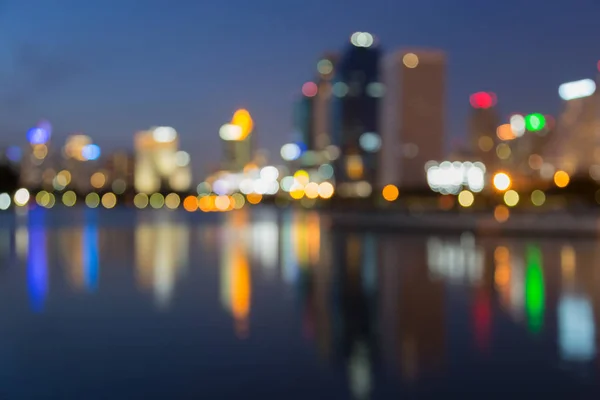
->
220, 210, 252, 338
558, 244, 596, 363
427, 233, 484, 285
82, 209, 99, 291
28, 207, 48, 313
250, 209, 278, 278
135, 215, 190, 310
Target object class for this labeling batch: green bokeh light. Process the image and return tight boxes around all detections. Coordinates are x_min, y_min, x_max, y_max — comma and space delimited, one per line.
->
526, 245, 545, 334
525, 113, 546, 131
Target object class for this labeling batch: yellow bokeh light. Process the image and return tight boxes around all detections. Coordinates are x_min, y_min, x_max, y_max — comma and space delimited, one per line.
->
45, 193, 56, 208
134, 193, 149, 209
101, 192, 117, 209
246, 193, 262, 205
493, 172, 511, 191
531, 190, 546, 206
215, 195, 231, 211
494, 205, 510, 223
293, 170, 310, 186
90, 172, 106, 189
165, 193, 180, 210
494, 246, 510, 263
36, 191, 50, 207
318, 182, 334, 199
496, 143, 511, 160
231, 193, 245, 209
33, 144, 48, 160
478, 136, 494, 152
62, 191, 77, 207
346, 155, 363, 180
304, 182, 319, 199
231, 109, 253, 140
554, 170, 570, 188
183, 195, 198, 212
458, 190, 474, 207
290, 185, 305, 200
150, 193, 165, 209
85, 193, 100, 208
382, 184, 399, 202
403, 53, 419, 68
198, 195, 215, 212
56, 170, 72, 186
503, 190, 519, 207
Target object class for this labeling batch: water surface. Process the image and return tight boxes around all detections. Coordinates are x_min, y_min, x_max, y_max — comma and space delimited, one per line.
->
0, 206, 599, 398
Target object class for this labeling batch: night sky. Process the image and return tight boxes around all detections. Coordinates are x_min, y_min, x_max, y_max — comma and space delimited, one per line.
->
1, 0, 599, 176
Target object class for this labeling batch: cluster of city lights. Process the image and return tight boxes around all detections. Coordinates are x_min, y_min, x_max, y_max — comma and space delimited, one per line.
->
426, 161, 486, 195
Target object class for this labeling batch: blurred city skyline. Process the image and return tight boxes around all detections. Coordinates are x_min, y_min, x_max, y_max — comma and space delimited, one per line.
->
0, 1, 599, 176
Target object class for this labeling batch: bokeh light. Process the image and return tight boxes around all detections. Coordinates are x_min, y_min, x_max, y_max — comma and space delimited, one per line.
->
525, 113, 546, 131
531, 190, 546, 206
134, 193, 149, 209
281, 143, 301, 161
101, 193, 117, 209
294, 170, 310, 186
165, 193, 180, 210
215, 195, 231, 211
403, 53, 419, 68
150, 193, 165, 209
504, 190, 520, 207
0, 193, 11, 210
458, 190, 474, 207
510, 115, 526, 137
382, 184, 399, 202
231, 193, 245, 209
478, 136, 494, 152
246, 193, 262, 205
85, 193, 100, 208
496, 143, 512, 160
470, 92, 495, 109
81, 144, 101, 161
302, 82, 318, 97
359, 132, 382, 152
62, 191, 77, 207
317, 59, 333, 75
304, 182, 319, 199
290, 184, 305, 200
183, 195, 198, 212
528, 154, 543, 170
33, 144, 48, 160
496, 124, 515, 141
494, 205, 510, 223
231, 109, 253, 139
14, 188, 30, 206
493, 172, 511, 191
554, 171, 570, 188
90, 172, 106, 189
152, 126, 177, 143
318, 182, 334, 199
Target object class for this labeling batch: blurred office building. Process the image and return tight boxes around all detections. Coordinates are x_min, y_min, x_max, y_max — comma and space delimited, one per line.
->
380, 49, 446, 190
134, 127, 191, 194
331, 32, 381, 197
220, 109, 255, 172
546, 78, 600, 179
467, 91, 500, 169
104, 151, 135, 194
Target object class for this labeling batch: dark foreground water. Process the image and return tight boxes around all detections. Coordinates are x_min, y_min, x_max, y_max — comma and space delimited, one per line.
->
0, 206, 599, 399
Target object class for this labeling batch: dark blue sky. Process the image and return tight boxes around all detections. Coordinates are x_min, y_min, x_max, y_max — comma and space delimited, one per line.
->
1, 0, 599, 175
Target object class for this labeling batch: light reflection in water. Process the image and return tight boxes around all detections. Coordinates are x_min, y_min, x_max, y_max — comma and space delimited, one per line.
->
427, 233, 484, 285
525, 245, 544, 334
27, 208, 48, 313
559, 295, 596, 362
135, 219, 189, 310
82, 209, 99, 291
220, 211, 252, 338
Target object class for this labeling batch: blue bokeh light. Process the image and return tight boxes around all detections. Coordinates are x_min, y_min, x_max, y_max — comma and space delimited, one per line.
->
6, 146, 22, 162
81, 144, 101, 161
27, 127, 50, 145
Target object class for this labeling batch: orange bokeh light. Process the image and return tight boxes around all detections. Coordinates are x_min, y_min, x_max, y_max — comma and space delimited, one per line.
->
246, 193, 262, 204
183, 195, 198, 212
231, 109, 253, 140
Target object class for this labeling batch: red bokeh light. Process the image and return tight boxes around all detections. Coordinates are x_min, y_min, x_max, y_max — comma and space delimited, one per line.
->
597, 60, 600, 72
470, 91, 496, 109
302, 82, 318, 97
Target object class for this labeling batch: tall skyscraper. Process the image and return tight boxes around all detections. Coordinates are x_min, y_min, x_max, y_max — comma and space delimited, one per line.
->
331, 33, 381, 195
546, 77, 599, 178
468, 91, 500, 168
380, 49, 446, 190
220, 109, 254, 172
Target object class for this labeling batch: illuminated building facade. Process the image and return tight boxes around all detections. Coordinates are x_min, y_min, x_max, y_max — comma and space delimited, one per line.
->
134, 127, 191, 193
331, 33, 381, 192
380, 49, 446, 190
220, 110, 255, 172
467, 92, 500, 172
546, 77, 600, 178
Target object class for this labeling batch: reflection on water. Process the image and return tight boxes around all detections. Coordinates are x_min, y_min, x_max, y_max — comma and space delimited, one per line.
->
1, 207, 600, 396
